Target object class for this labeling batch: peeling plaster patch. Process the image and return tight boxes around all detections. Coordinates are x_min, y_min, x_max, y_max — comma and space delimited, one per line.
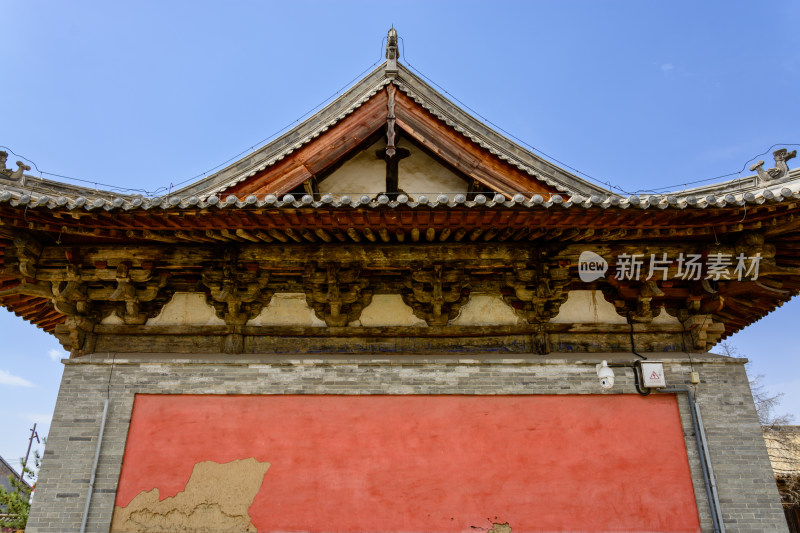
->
146, 293, 225, 326
471, 520, 512, 533
110, 458, 269, 533
550, 290, 627, 324
356, 294, 426, 326
250, 293, 326, 327
451, 294, 524, 326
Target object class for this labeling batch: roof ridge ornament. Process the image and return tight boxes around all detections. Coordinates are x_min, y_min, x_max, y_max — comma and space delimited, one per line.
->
0, 151, 31, 186
385, 27, 399, 78
749, 148, 796, 184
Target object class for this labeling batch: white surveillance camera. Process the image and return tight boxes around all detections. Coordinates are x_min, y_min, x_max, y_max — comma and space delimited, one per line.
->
596, 360, 615, 390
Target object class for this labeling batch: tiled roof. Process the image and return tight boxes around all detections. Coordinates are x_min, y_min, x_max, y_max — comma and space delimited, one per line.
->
1, 169, 799, 213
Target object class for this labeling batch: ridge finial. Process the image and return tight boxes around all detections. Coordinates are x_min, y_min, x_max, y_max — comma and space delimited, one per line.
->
385, 27, 398, 77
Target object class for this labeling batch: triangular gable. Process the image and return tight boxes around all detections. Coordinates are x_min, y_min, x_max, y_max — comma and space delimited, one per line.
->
174, 35, 610, 200
222, 84, 563, 199
309, 135, 473, 200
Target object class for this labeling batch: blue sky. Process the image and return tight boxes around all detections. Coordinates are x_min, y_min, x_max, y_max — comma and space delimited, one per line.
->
1, 1, 799, 466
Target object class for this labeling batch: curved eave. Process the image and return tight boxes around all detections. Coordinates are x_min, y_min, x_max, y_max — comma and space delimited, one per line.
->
2, 195, 800, 342
1, 187, 800, 251
2, 177, 800, 213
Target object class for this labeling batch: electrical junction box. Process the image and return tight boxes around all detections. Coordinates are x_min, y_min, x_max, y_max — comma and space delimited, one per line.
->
640, 362, 666, 388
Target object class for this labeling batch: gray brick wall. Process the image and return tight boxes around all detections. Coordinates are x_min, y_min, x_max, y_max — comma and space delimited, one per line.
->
26, 352, 787, 533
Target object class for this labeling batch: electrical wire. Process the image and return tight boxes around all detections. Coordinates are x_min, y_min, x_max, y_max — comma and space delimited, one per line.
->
106, 352, 117, 399
0, 55, 385, 198
626, 312, 647, 360
403, 61, 800, 195
398, 37, 800, 196
2, 30, 799, 200
624, 311, 650, 396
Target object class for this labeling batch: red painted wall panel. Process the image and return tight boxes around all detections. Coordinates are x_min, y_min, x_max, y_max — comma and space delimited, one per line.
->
116, 394, 701, 532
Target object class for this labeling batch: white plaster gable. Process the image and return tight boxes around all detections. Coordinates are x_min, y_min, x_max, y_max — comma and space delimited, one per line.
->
318, 138, 468, 199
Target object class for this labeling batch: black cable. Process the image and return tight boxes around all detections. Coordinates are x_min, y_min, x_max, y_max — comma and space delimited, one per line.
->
4, 50, 799, 201
398, 51, 800, 196
0, 147, 43, 174
106, 352, 117, 400
163, 57, 386, 191
680, 315, 697, 379
625, 312, 650, 395
626, 312, 647, 360
0, 57, 386, 197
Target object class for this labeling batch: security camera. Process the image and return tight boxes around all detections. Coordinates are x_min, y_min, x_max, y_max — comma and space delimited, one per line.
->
596, 360, 615, 390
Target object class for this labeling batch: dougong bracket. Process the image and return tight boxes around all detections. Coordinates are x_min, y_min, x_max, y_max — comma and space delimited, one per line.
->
202, 250, 273, 326
303, 262, 372, 327
502, 262, 570, 324
402, 263, 470, 326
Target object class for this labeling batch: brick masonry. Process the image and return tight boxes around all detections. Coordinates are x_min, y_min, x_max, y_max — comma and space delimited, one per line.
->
26, 352, 787, 533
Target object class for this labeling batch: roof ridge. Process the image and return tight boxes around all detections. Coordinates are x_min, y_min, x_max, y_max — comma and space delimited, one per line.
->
172, 63, 391, 199
389, 68, 603, 196
4, 172, 800, 212
168, 32, 615, 199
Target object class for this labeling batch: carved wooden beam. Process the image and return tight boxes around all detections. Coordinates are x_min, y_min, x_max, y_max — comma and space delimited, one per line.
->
36, 243, 542, 269
376, 85, 410, 195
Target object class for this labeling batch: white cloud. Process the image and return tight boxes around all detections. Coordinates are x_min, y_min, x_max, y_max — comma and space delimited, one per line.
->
48, 348, 68, 362
661, 63, 674, 72
23, 412, 52, 426
0, 369, 34, 387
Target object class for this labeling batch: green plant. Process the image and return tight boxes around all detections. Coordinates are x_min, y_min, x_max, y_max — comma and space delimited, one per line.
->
0, 449, 40, 531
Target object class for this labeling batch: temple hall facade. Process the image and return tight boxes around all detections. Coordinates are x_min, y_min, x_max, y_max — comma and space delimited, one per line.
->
1, 30, 797, 533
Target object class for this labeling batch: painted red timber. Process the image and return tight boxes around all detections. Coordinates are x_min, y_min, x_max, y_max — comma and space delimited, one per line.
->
116, 394, 701, 533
